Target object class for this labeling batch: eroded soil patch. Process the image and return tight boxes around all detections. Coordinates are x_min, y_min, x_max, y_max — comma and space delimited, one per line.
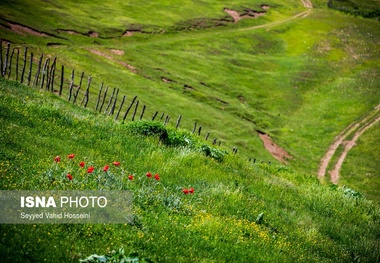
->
87, 49, 136, 73
258, 131, 292, 163
224, 8, 267, 22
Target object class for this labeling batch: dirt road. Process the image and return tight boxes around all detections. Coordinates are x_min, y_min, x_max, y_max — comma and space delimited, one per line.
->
318, 104, 380, 183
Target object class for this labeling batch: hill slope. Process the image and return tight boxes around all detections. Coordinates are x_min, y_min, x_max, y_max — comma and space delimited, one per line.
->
0, 78, 379, 262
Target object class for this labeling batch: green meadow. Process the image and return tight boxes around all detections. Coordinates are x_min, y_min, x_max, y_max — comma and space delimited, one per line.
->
0, 0, 379, 261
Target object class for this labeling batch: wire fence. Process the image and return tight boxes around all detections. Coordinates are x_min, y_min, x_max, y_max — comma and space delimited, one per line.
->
1, 40, 238, 153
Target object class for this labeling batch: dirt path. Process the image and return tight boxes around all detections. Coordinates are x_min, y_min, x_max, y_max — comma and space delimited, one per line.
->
318, 104, 380, 183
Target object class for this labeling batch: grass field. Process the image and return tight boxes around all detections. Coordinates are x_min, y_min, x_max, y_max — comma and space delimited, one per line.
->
1, 78, 379, 262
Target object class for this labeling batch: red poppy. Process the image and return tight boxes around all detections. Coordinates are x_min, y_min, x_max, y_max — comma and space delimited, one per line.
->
182, 188, 189, 195
66, 174, 73, 180
103, 165, 109, 172
87, 166, 94, 173
79, 161, 85, 168
189, 188, 195, 194
128, 175, 134, 180
54, 156, 61, 163
146, 172, 152, 178
68, 154, 75, 159
154, 174, 160, 180
112, 161, 120, 166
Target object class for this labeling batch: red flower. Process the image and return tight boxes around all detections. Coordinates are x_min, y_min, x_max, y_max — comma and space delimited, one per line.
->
87, 166, 94, 173
182, 188, 189, 195
68, 154, 75, 159
189, 188, 195, 194
154, 174, 160, 180
112, 161, 120, 166
146, 172, 152, 178
79, 161, 85, 168
54, 156, 61, 163
103, 165, 109, 172
66, 174, 73, 180
128, 175, 134, 180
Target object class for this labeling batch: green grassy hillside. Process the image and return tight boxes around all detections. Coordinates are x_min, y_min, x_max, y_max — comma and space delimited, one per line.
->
1, 78, 379, 262
0, 0, 379, 261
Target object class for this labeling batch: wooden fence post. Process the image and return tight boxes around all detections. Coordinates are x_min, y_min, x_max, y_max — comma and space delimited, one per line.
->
205, 132, 210, 141
139, 105, 146, 120
68, 69, 74, 102
99, 86, 109, 112
213, 138, 217, 145
33, 54, 43, 87
105, 87, 116, 113
176, 115, 182, 129
160, 112, 165, 120
59, 65, 64, 96
152, 111, 158, 121
122, 95, 137, 121
109, 88, 119, 116
49, 57, 57, 92
164, 115, 170, 125
73, 71, 84, 104
0, 40, 3, 77
2, 42, 10, 77
20, 47, 28, 83
40, 57, 50, 90
131, 100, 139, 121
115, 95, 126, 120
83, 76, 92, 108
218, 141, 221, 146
8, 47, 19, 79
95, 83, 103, 111
192, 122, 197, 133
27, 52, 33, 86
198, 126, 202, 136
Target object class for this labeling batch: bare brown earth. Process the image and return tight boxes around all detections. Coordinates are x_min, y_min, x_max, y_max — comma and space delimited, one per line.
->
224, 8, 266, 23
301, 0, 313, 8
1, 21, 49, 37
258, 133, 292, 163
318, 104, 380, 184
87, 49, 136, 73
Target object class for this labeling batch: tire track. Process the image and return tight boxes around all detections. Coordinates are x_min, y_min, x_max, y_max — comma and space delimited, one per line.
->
318, 104, 380, 183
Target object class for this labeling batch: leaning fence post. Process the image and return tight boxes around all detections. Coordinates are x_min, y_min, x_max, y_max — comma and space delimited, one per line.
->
115, 95, 126, 120
105, 87, 116, 113
95, 83, 103, 111
109, 88, 119, 116
40, 58, 50, 90
205, 132, 210, 141
8, 47, 19, 79
176, 115, 182, 129
160, 113, 165, 120
122, 95, 137, 121
198, 126, 202, 136
59, 65, 64, 96
68, 69, 74, 102
192, 122, 197, 133
139, 105, 146, 120
33, 54, 43, 87
83, 76, 92, 108
152, 111, 158, 121
2, 42, 10, 77
213, 138, 217, 145
49, 57, 57, 92
0, 40, 3, 77
73, 71, 84, 104
131, 100, 139, 121
20, 47, 28, 83
99, 86, 109, 112
164, 115, 170, 125
27, 52, 33, 86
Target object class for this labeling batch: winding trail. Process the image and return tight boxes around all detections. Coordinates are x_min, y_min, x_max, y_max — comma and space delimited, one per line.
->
318, 104, 380, 184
